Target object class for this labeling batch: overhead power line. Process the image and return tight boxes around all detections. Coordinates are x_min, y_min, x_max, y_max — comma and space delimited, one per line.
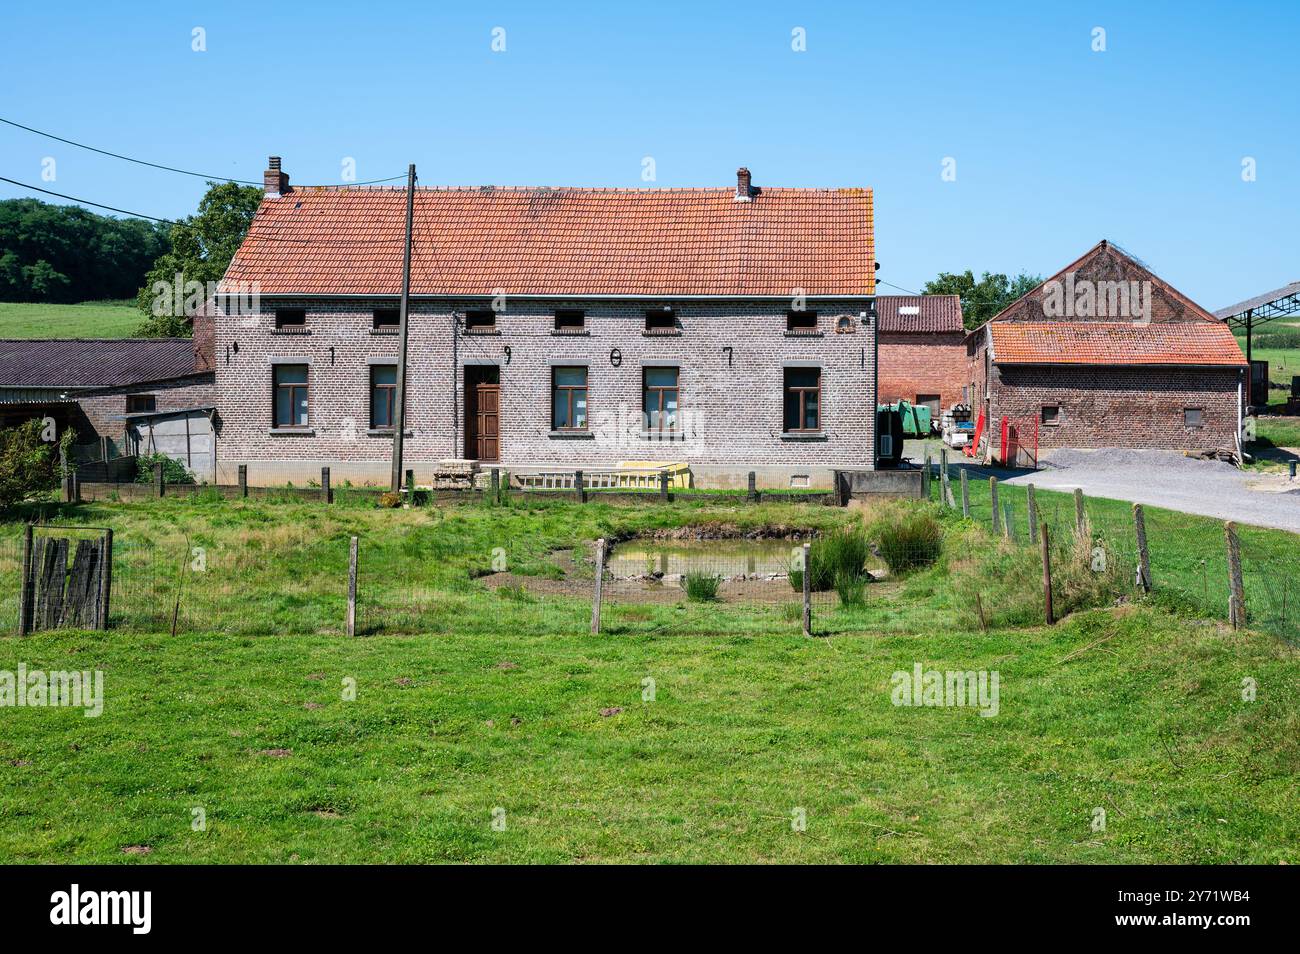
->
0, 115, 407, 186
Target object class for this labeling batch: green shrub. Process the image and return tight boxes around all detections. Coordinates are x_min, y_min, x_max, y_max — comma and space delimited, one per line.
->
0, 419, 63, 510
680, 571, 721, 602
873, 509, 942, 573
135, 452, 194, 485
789, 527, 870, 592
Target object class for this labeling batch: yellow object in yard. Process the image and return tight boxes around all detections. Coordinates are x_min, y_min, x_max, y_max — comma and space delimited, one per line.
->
616, 461, 692, 489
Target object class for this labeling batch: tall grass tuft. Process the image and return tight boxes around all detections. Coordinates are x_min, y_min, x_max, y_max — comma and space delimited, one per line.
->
789, 527, 871, 592
681, 571, 721, 602
872, 507, 943, 574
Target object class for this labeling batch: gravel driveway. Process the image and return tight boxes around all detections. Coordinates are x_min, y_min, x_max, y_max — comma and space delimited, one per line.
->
999, 448, 1300, 533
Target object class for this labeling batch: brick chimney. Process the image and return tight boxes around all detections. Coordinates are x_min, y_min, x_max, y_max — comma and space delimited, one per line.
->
264, 156, 290, 197
735, 167, 752, 202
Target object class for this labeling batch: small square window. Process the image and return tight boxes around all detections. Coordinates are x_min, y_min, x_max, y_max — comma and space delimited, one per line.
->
554, 310, 585, 332
373, 308, 399, 329
645, 309, 677, 333
1041, 405, 1060, 425
1184, 407, 1204, 428
786, 310, 818, 334
127, 394, 156, 414
275, 308, 306, 329
465, 310, 497, 332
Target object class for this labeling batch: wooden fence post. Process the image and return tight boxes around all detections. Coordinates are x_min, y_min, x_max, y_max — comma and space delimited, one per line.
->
1003, 503, 1013, 540
1133, 504, 1151, 593
97, 528, 112, 631
747, 471, 757, 502
990, 477, 1001, 534
940, 449, 953, 508
659, 471, 670, 503
575, 469, 586, 503
321, 466, 332, 503
71, 470, 80, 503
406, 469, 415, 499
960, 467, 970, 518
922, 454, 932, 500
347, 535, 358, 638
1225, 521, 1245, 628
1074, 487, 1086, 535
490, 468, 500, 504
801, 542, 812, 637
155, 462, 165, 497
591, 538, 606, 635
1041, 523, 1054, 624
18, 523, 33, 636
1027, 484, 1039, 544
238, 464, 248, 498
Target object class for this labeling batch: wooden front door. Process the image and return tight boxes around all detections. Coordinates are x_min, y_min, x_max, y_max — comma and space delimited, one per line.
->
465, 368, 500, 461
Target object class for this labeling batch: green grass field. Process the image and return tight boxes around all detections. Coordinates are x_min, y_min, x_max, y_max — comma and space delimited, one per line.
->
0, 301, 141, 339
0, 489, 1296, 863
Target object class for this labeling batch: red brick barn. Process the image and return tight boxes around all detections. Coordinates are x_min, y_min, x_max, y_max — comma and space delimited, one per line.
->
876, 295, 966, 415
967, 241, 1247, 460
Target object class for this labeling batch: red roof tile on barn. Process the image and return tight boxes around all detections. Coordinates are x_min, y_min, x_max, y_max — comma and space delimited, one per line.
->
983, 240, 1247, 368
221, 183, 875, 298
877, 295, 963, 333
990, 322, 1246, 367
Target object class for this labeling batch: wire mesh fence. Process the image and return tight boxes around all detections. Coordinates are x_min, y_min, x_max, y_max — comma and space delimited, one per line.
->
4, 463, 1299, 644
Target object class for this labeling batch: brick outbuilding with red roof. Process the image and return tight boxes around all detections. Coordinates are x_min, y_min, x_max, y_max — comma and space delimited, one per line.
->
966, 241, 1247, 457
212, 160, 878, 488
876, 295, 967, 416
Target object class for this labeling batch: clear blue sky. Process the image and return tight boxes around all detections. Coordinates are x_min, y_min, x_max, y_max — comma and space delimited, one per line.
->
2, 0, 1296, 309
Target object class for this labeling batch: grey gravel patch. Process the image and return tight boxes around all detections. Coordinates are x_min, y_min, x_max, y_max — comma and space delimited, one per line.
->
1004, 448, 1300, 532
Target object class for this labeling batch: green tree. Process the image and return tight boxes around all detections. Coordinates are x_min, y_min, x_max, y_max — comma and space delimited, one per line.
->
135, 181, 263, 337
923, 270, 1043, 331
0, 199, 169, 303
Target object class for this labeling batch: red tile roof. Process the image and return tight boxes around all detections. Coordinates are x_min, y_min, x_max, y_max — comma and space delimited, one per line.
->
221, 184, 874, 298
877, 295, 963, 333
982, 241, 1246, 368
990, 321, 1246, 367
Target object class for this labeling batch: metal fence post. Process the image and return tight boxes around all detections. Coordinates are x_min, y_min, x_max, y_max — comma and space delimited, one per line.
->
960, 467, 970, 518
18, 523, 33, 636
990, 477, 1000, 535
591, 538, 606, 635
801, 542, 812, 637
347, 535, 358, 637
1133, 504, 1151, 593
1225, 521, 1245, 628
97, 528, 112, 631
238, 464, 248, 498
321, 466, 332, 504
1027, 484, 1039, 544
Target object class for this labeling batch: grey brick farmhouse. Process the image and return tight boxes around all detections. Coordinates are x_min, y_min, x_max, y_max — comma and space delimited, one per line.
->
212, 160, 878, 488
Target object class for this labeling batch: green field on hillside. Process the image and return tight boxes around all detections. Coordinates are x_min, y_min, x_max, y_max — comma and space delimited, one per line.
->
0, 490, 1295, 863
0, 301, 140, 339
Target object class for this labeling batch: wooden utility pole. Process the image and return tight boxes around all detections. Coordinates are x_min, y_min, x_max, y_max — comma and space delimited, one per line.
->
390, 163, 417, 493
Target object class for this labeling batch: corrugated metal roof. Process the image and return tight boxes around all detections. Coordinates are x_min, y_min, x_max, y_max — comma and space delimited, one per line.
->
1213, 282, 1300, 319
0, 339, 200, 388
